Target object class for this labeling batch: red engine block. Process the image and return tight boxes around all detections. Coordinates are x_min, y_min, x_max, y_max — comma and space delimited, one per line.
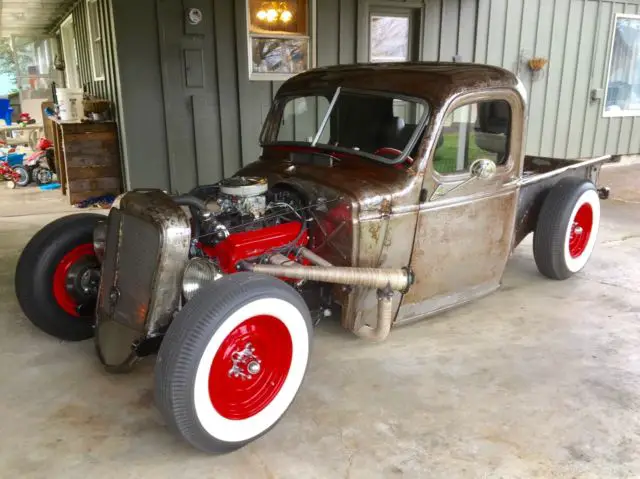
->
200, 221, 308, 273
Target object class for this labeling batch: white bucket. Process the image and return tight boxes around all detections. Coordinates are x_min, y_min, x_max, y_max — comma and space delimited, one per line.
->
56, 88, 84, 122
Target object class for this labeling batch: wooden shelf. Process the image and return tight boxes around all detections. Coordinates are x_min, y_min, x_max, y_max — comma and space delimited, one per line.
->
50, 118, 123, 205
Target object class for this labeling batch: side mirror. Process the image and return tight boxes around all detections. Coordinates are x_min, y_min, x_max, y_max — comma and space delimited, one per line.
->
469, 158, 497, 180
431, 158, 498, 200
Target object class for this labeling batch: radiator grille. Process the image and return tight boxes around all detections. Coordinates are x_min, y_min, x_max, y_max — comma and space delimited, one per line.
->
97, 209, 160, 332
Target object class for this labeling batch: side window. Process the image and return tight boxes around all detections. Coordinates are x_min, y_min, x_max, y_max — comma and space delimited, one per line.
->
433, 100, 511, 175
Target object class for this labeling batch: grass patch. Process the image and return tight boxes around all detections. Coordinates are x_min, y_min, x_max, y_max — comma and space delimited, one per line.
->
433, 132, 489, 174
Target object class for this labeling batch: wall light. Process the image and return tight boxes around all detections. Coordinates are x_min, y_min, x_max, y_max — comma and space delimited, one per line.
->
256, 2, 294, 24
280, 10, 292, 22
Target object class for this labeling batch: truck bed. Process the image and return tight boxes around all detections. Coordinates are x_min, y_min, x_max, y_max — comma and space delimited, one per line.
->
513, 155, 614, 247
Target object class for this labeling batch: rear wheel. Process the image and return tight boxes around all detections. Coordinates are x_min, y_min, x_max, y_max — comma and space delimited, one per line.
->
15, 213, 104, 340
33, 167, 53, 185
155, 273, 312, 454
533, 177, 601, 280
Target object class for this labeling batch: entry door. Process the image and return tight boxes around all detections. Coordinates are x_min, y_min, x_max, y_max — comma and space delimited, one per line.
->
397, 93, 522, 323
157, 0, 223, 194
60, 15, 79, 88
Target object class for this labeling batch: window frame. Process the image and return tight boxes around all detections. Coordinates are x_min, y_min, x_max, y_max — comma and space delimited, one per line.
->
245, 0, 316, 81
260, 87, 431, 165
86, 0, 105, 81
602, 12, 640, 118
429, 89, 518, 182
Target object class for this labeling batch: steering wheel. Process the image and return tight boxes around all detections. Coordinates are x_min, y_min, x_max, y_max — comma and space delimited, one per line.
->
373, 147, 414, 169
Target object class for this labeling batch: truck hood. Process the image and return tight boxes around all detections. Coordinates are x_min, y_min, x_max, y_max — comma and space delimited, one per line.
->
236, 157, 412, 216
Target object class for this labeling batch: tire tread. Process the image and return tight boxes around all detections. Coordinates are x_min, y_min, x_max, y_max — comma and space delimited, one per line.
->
533, 177, 597, 280
154, 272, 312, 454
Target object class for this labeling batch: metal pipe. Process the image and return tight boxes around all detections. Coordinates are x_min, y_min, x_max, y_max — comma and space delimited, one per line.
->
298, 247, 333, 267
268, 253, 296, 266
354, 287, 394, 342
246, 263, 411, 291
172, 194, 208, 212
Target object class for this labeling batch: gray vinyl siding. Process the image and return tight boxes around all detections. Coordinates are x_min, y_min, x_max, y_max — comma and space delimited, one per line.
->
475, 0, 640, 159
67, 0, 119, 111
108, 0, 476, 192
80, 0, 639, 192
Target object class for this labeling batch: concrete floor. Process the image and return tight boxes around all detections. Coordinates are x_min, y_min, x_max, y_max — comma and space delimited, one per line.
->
1, 166, 639, 478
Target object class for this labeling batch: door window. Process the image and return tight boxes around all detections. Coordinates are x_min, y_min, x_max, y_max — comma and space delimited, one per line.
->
433, 100, 511, 175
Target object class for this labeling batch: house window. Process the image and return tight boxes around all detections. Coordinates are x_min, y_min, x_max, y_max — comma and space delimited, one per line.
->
604, 14, 640, 117
86, 0, 105, 80
369, 14, 410, 62
247, 0, 314, 80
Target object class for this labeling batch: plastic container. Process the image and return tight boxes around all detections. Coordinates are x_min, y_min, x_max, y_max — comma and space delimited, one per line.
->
4, 152, 26, 166
56, 88, 84, 122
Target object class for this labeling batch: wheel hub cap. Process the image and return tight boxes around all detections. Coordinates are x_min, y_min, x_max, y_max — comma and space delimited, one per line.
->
569, 203, 593, 258
209, 314, 293, 420
53, 243, 100, 317
228, 343, 261, 380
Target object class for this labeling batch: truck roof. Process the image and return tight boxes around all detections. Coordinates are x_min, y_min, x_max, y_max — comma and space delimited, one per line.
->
278, 62, 522, 106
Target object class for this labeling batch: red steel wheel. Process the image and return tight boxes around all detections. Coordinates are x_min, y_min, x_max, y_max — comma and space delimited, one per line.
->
52, 243, 97, 317
155, 273, 312, 454
568, 203, 593, 259
534, 177, 601, 280
15, 213, 104, 341
208, 314, 293, 420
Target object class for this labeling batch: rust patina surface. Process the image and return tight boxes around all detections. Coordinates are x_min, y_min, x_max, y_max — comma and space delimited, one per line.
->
238, 62, 605, 333
238, 62, 530, 332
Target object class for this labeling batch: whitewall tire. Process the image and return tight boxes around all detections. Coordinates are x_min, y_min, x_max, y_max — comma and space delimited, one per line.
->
154, 273, 312, 454
533, 177, 601, 280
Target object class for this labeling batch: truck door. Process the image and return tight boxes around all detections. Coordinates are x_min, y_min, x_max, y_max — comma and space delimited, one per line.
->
397, 90, 524, 323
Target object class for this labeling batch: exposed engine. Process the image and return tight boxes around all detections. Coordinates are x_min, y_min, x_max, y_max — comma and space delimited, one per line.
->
189, 176, 308, 245
92, 178, 409, 370
210, 177, 269, 220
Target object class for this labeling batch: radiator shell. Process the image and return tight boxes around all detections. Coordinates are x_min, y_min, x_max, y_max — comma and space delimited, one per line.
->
94, 190, 191, 369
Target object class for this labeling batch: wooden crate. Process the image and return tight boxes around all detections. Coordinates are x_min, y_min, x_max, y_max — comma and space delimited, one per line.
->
51, 119, 123, 204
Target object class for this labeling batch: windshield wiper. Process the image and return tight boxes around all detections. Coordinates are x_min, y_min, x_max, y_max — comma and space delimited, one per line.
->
311, 86, 341, 147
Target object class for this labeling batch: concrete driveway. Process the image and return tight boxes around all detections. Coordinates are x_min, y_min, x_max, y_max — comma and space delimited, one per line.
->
0, 164, 638, 478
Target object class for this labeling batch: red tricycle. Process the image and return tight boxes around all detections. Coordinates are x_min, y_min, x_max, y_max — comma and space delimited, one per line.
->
0, 159, 26, 188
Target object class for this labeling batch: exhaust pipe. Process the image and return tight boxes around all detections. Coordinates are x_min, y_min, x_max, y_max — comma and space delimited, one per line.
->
246, 263, 411, 291
243, 257, 414, 343
298, 247, 333, 267
353, 286, 394, 342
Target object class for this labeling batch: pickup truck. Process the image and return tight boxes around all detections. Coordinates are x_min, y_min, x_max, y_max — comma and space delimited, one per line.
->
14, 62, 612, 454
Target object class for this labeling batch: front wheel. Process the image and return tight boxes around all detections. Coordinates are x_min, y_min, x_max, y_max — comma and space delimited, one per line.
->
15, 213, 104, 340
12, 165, 30, 187
154, 273, 312, 454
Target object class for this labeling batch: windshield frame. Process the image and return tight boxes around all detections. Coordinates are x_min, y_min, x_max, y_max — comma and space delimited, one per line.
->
259, 87, 431, 165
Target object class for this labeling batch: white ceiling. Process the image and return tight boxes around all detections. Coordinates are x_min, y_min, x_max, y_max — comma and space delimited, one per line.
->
0, 0, 77, 36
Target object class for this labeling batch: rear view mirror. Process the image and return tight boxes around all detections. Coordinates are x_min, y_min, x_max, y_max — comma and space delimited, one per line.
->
469, 158, 497, 180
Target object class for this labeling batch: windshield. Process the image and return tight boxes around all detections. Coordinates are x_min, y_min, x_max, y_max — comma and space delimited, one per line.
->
262, 88, 430, 164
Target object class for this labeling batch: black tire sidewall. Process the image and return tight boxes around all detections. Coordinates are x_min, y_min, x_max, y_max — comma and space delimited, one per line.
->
155, 273, 312, 454
533, 178, 599, 280
15, 214, 103, 340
